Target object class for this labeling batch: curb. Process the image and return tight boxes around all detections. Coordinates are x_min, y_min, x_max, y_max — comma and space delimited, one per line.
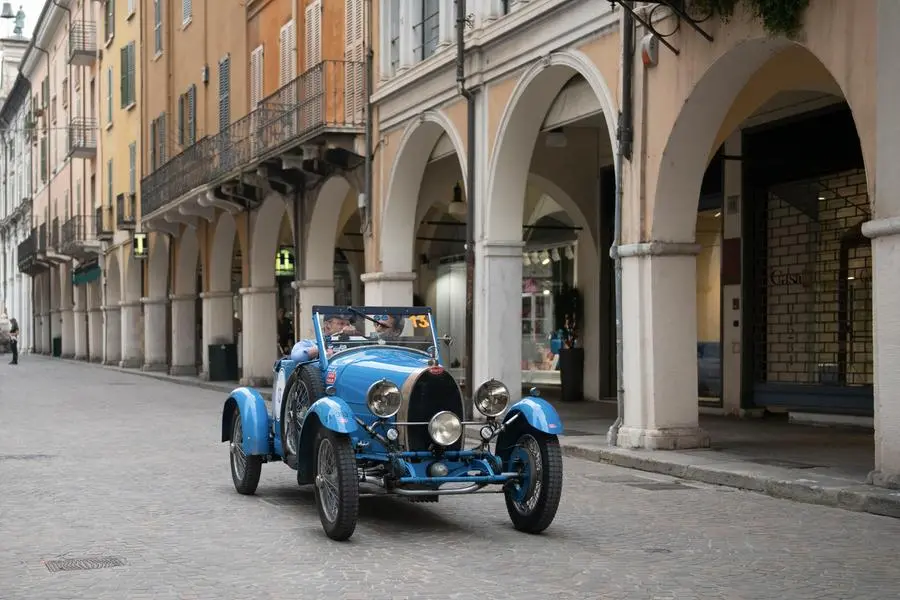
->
465, 430, 900, 519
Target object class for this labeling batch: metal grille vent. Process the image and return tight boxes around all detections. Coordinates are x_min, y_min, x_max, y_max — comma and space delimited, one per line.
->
753, 168, 872, 388
44, 557, 126, 572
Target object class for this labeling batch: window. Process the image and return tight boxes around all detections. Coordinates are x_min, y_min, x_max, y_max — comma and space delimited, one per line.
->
187, 85, 196, 145
414, 0, 440, 61
40, 136, 47, 183
120, 42, 135, 107
149, 115, 166, 170
104, 0, 114, 41
106, 66, 113, 123
177, 93, 185, 145
128, 142, 136, 194
154, 0, 163, 54
182, 0, 192, 24
278, 21, 295, 88
218, 55, 230, 133
149, 119, 157, 170
250, 45, 264, 108
127, 0, 135, 17
106, 158, 112, 205
345, 0, 365, 121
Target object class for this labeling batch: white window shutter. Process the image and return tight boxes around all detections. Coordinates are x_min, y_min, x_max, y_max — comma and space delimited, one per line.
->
250, 45, 263, 108
305, 1, 322, 127
344, 0, 365, 123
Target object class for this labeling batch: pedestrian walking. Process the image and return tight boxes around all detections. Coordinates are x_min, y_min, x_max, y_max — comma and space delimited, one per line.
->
9, 317, 18, 365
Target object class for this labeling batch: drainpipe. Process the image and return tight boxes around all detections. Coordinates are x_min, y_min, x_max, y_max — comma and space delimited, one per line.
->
607, 1, 634, 446
456, 0, 476, 417
361, 0, 374, 231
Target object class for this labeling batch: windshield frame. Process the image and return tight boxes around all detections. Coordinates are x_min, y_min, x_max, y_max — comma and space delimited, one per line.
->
311, 305, 441, 370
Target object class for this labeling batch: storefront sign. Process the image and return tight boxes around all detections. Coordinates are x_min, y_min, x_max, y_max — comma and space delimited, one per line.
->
275, 247, 295, 277
132, 232, 148, 260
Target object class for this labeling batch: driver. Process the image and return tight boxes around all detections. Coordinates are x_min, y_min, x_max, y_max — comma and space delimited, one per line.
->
372, 314, 405, 341
289, 313, 356, 362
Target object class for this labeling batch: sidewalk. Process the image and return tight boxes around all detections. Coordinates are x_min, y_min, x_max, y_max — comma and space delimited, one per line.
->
56, 355, 900, 518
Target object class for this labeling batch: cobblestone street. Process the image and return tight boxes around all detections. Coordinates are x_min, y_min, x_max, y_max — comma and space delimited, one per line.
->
2, 357, 899, 600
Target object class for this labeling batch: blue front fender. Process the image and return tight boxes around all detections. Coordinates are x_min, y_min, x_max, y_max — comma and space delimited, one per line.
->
504, 396, 564, 435
302, 396, 359, 434
222, 387, 271, 455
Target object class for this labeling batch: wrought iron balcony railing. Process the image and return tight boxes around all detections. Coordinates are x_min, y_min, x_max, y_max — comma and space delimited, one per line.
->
95, 205, 113, 240
116, 193, 136, 229
68, 20, 97, 66
140, 60, 366, 218
68, 117, 98, 158
50, 217, 60, 250
16, 229, 35, 270
37, 222, 47, 252
60, 214, 96, 248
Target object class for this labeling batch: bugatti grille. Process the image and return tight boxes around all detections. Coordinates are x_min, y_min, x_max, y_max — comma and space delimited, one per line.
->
406, 371, 465, 451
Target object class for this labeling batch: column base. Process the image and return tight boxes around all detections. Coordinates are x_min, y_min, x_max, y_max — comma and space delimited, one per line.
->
198, 370, 210, 381
141, 362, 168, 373
61, 352, 75, 359
615, 425, 711, 450
102, 358, 119, 366
90, 356, 103, 364
119, 358, 142, 369
169, 364, 198, 376
73, 354, 87, 362
867, 469, 900, 490
240, 376, 272, 388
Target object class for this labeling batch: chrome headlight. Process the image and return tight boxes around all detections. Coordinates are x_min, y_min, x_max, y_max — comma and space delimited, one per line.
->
428, 411, 462, 446
366, 379, 402, 418
474, 379, 510, 417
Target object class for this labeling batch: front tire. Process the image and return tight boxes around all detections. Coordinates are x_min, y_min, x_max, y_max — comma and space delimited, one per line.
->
504, 431, 563, 534
313, 428, 359, 541
230, 407, 263, 495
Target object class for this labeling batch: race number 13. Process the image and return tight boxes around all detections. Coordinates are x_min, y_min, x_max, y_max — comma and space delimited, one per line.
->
408, 315, 429, 328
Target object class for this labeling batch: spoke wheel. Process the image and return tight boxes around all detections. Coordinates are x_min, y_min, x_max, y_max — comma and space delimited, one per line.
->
313, 428, 359, 541
230, 407, 263, 495
504, 432, 562, 534
283, 379, 310, 457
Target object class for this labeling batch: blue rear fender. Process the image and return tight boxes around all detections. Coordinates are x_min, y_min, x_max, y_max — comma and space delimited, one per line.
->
295, 396, 358, 484
222, 387, 271, 456
505, 396, 564, 435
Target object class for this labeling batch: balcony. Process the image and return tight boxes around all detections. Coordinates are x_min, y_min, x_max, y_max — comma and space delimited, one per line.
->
95, 205, 114, 241
116, 193, 136, 230
17, 228, 48, 276
60, 214, 102, 261
140, 60, 366, 229
68, 21, 96, 66
68, 117, 98, 159
46, 218, 69, 265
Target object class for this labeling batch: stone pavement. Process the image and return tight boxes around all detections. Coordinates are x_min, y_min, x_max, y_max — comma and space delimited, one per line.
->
3, 357, 900, 599
55, 355, 900, 519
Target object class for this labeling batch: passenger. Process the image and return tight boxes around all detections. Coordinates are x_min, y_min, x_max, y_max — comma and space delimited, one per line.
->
289, 313, 355, 362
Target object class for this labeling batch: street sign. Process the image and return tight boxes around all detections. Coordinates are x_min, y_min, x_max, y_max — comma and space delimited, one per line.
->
133, 232, 148, 260
275, 247, 294, 277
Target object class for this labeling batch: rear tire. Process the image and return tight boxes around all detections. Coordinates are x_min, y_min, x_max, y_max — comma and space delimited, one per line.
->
282, 364, 326, 460
504, 431, 563, 534
230, 407, 263, 495
313, 428, 359, 541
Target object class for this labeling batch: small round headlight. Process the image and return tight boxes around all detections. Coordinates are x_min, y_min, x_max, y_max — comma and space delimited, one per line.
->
474, 379, 510, 417
366, 379, 402, 418
428, 411, 462, 446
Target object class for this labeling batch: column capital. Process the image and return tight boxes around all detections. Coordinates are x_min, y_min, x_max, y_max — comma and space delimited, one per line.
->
477, 240, 525, 258
119, 300, 142, 308
360, 271, 417, 284
238, 286, 278, 296
862, 217, 900, 240
169, 293, 197, 302
199, 290, 233, 299
102, 305, 121, 312
291, 279, 335, 291
612, 241, 701, 259
141, 296, 170, 306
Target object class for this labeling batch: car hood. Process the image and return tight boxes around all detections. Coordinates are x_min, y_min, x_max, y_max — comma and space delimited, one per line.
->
328, 346, 432, 375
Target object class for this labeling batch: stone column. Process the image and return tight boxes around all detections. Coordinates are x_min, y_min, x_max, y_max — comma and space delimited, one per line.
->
292, 279, 334, 341
73, 284, 88, 361
119, 300, 143, 369
103, 305, 121, 365
200, 290, 234, 379
473, 241, 524, 412
88, 307, 103, 362
862, 218, 900, 487
614, 242, 710, 450
169, 294, 198, 375
437, 0, 455, 48
362, 271, 417, 306
49, 308, 61, 355
239, 286, 278, 387
141, 297, 169, 371
60, 266, 75, 358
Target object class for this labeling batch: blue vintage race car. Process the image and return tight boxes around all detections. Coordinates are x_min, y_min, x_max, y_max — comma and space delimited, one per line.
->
221, 305, 564, 541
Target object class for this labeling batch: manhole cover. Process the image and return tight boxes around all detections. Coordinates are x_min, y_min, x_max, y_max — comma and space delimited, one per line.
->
0, 454, 55, 461
746, 458, 820, 469
44, 557, 126, 573
626, 482, 696, 491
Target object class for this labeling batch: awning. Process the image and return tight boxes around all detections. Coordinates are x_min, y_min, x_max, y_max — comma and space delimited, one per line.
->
72, 261, 101, 286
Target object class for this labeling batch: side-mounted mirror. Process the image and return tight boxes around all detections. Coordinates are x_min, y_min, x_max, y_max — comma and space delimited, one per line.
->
439, 334, 454, 347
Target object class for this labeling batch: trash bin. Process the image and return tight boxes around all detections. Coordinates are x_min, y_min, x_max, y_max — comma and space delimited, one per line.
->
52, 336, 62, 358
208, 342, 238, 381
558, 347, 584, 402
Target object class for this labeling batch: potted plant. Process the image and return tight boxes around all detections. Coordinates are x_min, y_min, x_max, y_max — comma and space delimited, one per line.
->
553, 284, 584, 402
